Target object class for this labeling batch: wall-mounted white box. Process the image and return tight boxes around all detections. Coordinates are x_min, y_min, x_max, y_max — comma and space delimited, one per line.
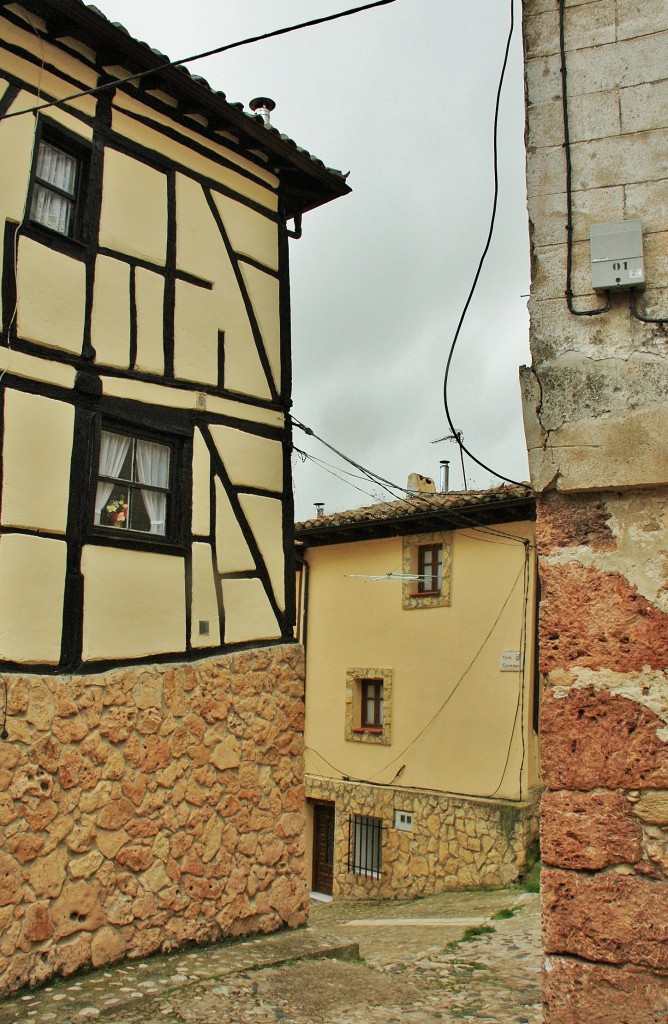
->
500, 650, 522, 672
590, 220, 645, 291
394, 810, 414, 832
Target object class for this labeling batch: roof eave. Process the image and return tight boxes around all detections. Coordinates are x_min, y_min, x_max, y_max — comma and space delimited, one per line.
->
295, 495, 536, 548
9, 0, 352, 216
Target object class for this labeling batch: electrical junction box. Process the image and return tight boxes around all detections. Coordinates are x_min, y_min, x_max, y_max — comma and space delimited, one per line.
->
590, 220, 645, 290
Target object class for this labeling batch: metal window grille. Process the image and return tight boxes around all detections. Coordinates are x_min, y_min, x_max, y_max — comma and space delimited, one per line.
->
348, 814, 382, 878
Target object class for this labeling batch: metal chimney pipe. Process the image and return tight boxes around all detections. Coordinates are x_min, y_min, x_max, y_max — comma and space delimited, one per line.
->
314, 502, 325, 518
249, 96, 276, 125
439, 461, 450, 494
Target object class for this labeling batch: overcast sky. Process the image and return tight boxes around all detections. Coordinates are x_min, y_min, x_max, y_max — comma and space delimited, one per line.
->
92, 0, 531, 518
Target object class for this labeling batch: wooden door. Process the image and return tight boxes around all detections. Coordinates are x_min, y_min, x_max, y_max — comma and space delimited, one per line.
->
312, 801, 335, 895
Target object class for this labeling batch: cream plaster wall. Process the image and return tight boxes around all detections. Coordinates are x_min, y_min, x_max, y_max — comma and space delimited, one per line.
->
239, 265, 281, 393
113, 91, 279, 188
1, 17, 98, 90
0, 534, 66, 663
214, 480, 255, 574
222, 578, 281, 643
0, 349, 75, 389
192, 429, 211, 538
0, 22, 97, 119
17, 239, 85, 354
0, 90, 39, 219
175, 174, 220, 281
214, 193, 279, 270
81, 547, 186, 661
302, 524, 537, 802
210, 425, 283, 492
173, 281, 218, 386
174, 174, 272, 401
1, 390, 73, 533
134, 268, 164, 375
112, 108, 278, 212
90, 256, 131, 369
239, 495, 285, 612
99, 150, 167, 266
190, 542, 221, 648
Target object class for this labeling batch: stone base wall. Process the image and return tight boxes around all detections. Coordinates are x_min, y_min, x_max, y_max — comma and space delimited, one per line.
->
306, 775, 539, 899
538, 490, 668, 1020
0, 644, 307, 996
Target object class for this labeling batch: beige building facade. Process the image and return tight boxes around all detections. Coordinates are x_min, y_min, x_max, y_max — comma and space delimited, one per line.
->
296, 486, 540, 899
521, 0, 668, 1019
0, 0, 348, 993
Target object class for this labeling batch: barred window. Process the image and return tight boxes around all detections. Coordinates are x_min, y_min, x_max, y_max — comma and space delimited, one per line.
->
348, 814, 382, 878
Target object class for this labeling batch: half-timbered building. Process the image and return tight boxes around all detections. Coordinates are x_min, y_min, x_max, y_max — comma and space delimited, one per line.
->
0, 0, 349, 993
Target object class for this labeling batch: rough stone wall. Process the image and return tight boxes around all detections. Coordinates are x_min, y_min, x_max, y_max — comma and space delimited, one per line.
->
306, 775, 539, 899
521, 0, 668, 1018
538, 491, 668, 1020
0, 644, 307, 996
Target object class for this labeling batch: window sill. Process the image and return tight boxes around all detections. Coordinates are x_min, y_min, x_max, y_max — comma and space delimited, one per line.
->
23, 221, 87, 259
410, 590, 441, 597
352, 727, 383, 735
87, 529, 186, 556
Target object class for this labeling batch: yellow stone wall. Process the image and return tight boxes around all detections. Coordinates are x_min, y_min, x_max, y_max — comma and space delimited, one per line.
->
305, 775, 540, 899
0, 644, 307, 995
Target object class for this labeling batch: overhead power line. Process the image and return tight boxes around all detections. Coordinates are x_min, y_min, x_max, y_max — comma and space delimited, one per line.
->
0, 0, 399, 122
441, 0, 525, 488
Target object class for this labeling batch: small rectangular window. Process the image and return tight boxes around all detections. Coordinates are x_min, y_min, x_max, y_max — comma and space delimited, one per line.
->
361, 679, 383, 728
93, 428, 174, 539
28, 124, 88, 241
348, 814, 382, 878
417, 544, 442, 594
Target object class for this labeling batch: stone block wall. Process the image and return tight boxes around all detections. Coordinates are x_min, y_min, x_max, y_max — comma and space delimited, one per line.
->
0, 644, 307, 996
538, 490, 668, 1020
521, 0, 668, 1017
306, 775, 539, 899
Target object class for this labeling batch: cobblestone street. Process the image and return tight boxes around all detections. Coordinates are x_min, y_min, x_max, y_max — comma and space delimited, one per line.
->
0, 889, 540, 1023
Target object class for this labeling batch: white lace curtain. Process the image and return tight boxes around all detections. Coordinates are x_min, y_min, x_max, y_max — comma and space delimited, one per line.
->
94, 431, 130, 524
30, 141, 77, 235
136, 439, 170, 535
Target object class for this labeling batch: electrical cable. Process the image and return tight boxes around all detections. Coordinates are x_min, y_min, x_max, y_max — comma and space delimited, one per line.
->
291, 416, 410, 500
559, 0, 611, 317
629, 288, 668, 326
0, 0, 398, 123
441, 0, 526, 489
304, 550, 533, 799
487, 540, 530, 798
292, 446, 383, 504
368, 555, 528, 788
293, 435, 530, 547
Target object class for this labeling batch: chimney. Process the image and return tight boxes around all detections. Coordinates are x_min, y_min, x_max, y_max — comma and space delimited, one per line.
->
314, 502, 325, 518
249, 96, 276, 125
406, 473, 436, 496
439, 461, 450, 493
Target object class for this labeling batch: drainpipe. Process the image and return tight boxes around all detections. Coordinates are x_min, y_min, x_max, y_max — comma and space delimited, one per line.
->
294, 545, 310, 703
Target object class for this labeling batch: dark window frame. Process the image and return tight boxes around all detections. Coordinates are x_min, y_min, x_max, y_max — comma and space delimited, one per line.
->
26, 119, 91, 246
87, 416, 189, 553
417, 543, 443, 594
360, 678, 383, 729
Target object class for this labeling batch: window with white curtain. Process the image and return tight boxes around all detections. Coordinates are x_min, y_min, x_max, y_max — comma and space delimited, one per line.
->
28, 126, 87, 238
94, 428, 173, 538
